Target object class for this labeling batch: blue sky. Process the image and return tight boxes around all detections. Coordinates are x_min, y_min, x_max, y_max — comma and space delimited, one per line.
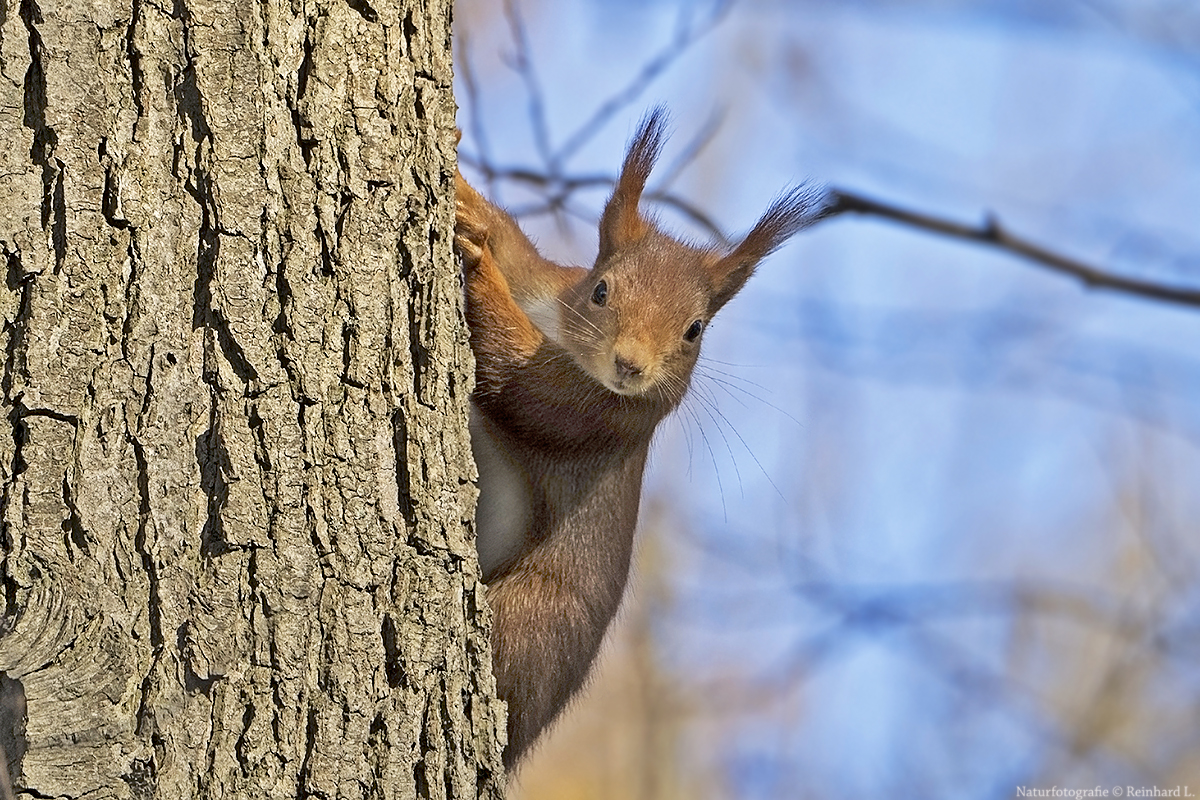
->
456, 1, 1200, 795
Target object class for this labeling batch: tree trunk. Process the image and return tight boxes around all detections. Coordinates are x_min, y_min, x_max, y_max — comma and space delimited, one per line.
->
0, 0, 505, 796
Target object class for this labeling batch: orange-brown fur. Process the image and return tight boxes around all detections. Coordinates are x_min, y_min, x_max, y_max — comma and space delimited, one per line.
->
455, 110, 820, 770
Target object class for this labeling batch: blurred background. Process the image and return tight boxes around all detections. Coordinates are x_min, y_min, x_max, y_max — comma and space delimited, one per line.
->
452, 1, 1200, 797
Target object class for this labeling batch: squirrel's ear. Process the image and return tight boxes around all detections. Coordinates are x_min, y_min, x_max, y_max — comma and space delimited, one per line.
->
707, 184, 825, 313
598, 108, 668, 262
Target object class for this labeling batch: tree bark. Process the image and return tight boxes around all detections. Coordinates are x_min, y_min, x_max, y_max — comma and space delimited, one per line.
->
0, 0, 505, 796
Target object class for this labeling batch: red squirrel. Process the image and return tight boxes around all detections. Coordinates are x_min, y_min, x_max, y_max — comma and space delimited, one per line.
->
454, 110, 820, 770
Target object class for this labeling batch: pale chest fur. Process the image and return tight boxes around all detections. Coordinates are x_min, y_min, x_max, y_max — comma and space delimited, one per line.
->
470, 294, 560, 578
470, 405, 532, 579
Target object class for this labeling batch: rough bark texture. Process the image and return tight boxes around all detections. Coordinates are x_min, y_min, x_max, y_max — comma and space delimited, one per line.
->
0, 0, 506, 796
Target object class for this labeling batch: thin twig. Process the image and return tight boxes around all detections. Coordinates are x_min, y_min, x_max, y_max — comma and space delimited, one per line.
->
454, 157, 612, 194
464, 0, 734, 242
552, 0, 733, 170
646, 190, 730, 246
456, 31, 497, 197
822, 189, 1200, 309
456, 153, 732, 245
502, 0, 553, 166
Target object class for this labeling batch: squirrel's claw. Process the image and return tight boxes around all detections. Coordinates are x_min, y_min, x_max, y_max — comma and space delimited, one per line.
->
454, 214, 488, 271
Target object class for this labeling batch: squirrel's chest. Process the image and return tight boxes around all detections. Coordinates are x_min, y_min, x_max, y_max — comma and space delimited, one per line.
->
470, 405, 533, 578
517, 295, 562, 345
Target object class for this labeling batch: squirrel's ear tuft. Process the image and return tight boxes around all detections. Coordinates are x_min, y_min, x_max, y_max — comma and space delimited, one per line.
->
706, 184, 827, 313
598, 108, 669, 262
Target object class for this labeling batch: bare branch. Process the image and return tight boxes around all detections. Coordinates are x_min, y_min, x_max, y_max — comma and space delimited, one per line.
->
822, 189, 1200, 310
457, 150, 733, 246
502, 0, 553, 166
645, 190, 731, 246
456, 31, 498, 197
455, 154, 613, 195
461, 0, 737, 247
551, 0, 733, 170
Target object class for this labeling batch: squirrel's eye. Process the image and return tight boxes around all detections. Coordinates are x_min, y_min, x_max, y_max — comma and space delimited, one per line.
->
591, 280, 608, 306
684, 319, 704, 342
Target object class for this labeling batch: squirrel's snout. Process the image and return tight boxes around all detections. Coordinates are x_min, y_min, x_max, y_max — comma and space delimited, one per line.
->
614, 355, 644, 380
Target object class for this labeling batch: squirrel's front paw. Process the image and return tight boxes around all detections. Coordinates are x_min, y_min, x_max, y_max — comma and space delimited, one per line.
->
454, 213, 488, 271
455, 173, 492, 270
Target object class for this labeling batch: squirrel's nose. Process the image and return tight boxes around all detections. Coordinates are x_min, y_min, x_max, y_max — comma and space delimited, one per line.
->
614, 355, 644, 380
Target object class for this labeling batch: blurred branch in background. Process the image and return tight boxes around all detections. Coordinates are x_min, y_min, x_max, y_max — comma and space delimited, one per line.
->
662, 452, 1200, 796
459, 0, 734, 239
458, 0, 1200, 312
821, 191, 1200, 310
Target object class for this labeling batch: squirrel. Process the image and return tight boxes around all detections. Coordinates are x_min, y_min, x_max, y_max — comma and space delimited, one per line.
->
454, 109, 821, 770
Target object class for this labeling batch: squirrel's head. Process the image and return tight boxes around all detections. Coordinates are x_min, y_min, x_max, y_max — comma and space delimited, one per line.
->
559, 109, 822, 402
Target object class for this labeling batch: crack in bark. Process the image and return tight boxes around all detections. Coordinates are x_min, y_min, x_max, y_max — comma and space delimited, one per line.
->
0, 272, 30, 638
99, 139, 130, 230
129, 433, 163, 649
1, 256, 34, 404
125, 0, 145, 121
297, 704, 318, 799
292, 32, 316, 167
296, 30, 313, 101
402, 10, 417, 56
190, 224, 258, 384
345, 0, 379, 24
195, 421, 232, 560
19, 0, 66, 272
234, 701, 255, 775
316, 220, 334, 277
332, 190, 351, 244
413, 731, 430, 799
121, 235, 144, 369
173, 57, 212, 151
11, 403, 76, 427
246, 405, 273, 475
340, 321, 364, 389
390, 410, 415, 527
48, 159, 65, 271
380, 614, 401, 688
407, 281, 430, 403
132, 666, 158, 738
366, 712, 387, 789
176, 89, 258, 386
172, 26, 259, 386
269, 258, 305, 402
60, 475, 90, 558
177, 621, 218, 694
